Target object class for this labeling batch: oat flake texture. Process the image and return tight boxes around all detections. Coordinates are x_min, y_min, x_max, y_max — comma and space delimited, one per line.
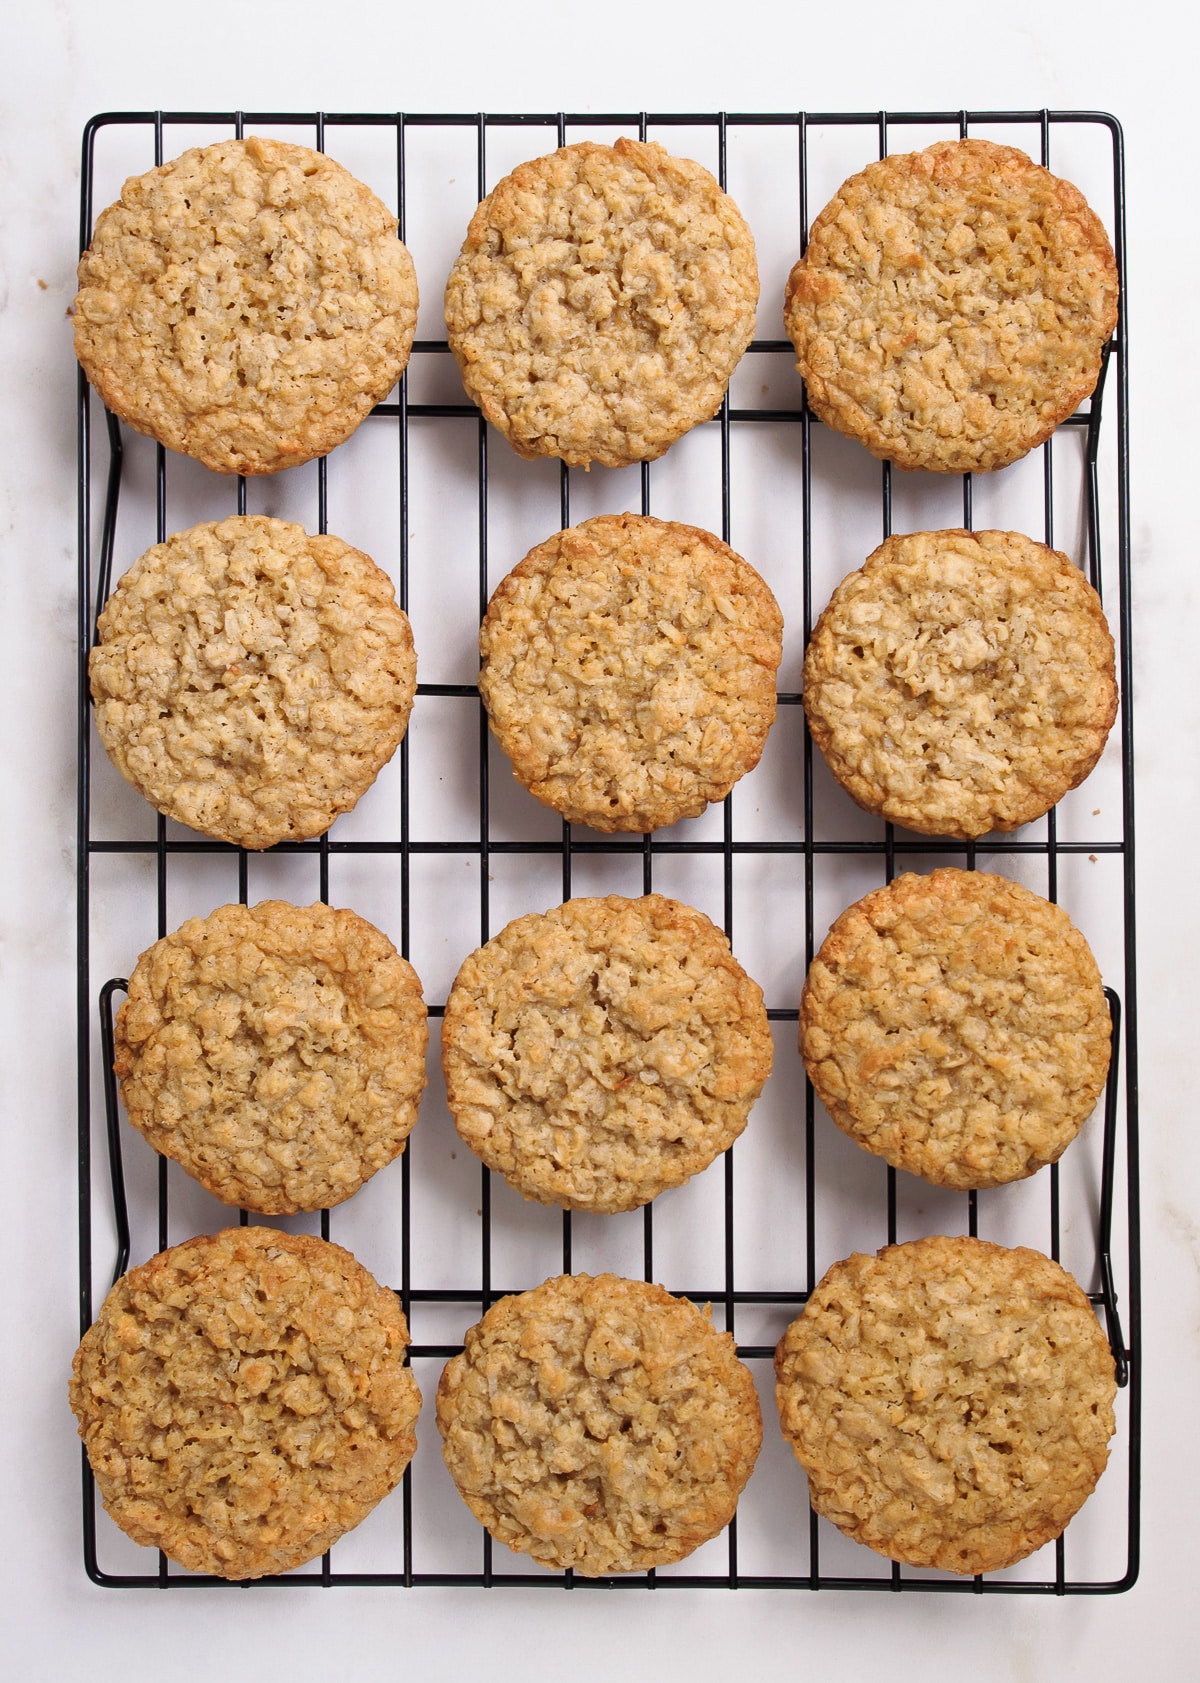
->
115, 901, 428, 1215
775, 1236, 1117, 1574
437, 1272, 762, 1575
784, 138, 1119, 473
445, 138, 759, 467
74, 136, 418, 475
802, 528, 1118, 839
479, 512, 783, 833
70, 1227, 421, 1580
441, 894, 773, 1213
89, 515, 417, 849
800, 868, 1111, 1189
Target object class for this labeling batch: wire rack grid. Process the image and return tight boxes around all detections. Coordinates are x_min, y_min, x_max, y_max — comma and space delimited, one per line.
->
76, 107, 1139, 1594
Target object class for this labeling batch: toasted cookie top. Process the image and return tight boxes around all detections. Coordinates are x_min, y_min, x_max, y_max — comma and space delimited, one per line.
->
803, 529, 1118, 838
437, 1272, 762, 1575
115, 901, 428, 1214
75, 136, 418, 474
70, 1227, 420, 1579
775, 1236, 1117, 1574
441, 894, 773, 1213
785, 138, 1118, 473
89, 515, 417, 849
479, 513, 783, 833
445, 139, 758, 467
800, 869, 1111, 1189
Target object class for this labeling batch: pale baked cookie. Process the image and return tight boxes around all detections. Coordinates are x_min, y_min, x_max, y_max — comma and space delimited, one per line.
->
89, 515, 417, 849
445, 139, 758, 467
803, 529, 1118, 838
800, 869, 1110, 1189
441, 894, 772, 1213
480, 513, 782, 833
437, 1272, 762, 1575
775, 1236, 1117, 1575
70, 1227, 420, 1580
75, 135, 418, 475
115, 901, 428, 1214
784, 138, 1119, 473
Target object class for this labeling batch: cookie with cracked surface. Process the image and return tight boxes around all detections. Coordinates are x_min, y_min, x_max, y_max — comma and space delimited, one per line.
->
89, 515, 417, 849
784, 138, 1118, 473
70, 1226, 420, 1580
803, 529, 1118, 839
115, 900, 427, 1214
441, 894, 772, 1213
437, 1272, 762, 1575
445, 138, 758, 467
800, 868, 1110, 1189
774, 1235, 1117, 1575
75, 135, 418, 475
479, 513, 783, 833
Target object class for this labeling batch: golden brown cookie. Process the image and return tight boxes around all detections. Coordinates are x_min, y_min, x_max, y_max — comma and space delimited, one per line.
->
70, 1227, 421, 1579
441, 894, 772, 1213
115, 901, 428, 1214
800, 869, 1111, 1189
89, 515, 417, 849
437, 1272, 762, 1575
784, 138, 1119, 473
75, 135, 418, 475
775, 1236, 1117, 1574
445, 138, 758, 467
803, 529, 1118, 838
479, 513, 783, 833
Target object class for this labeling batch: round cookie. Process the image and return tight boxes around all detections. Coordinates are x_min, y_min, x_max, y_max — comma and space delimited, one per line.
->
70, 1227, 421, 1580
437, 1272, 762, 1576
89, 515, 417, 849
114, 900, 428, 1215
774, 1236, 1117, 1575
75, 135, 418, 475
800, 868, 1111, 1189
479, 513, 783, 833
445, 138, 759, 467
803, 529, 1118, 839
441, 894, 772, 1213
784, 138, 1119, 474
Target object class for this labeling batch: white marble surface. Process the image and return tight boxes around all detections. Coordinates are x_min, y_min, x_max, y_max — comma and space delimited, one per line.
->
3, 3, 1197, 1678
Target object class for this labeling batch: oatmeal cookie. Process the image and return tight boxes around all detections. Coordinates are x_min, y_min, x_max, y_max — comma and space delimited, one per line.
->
115, 901, 428, 1214
437, 1272, 761, 1575
70, 1227, 421, 1580
800, 869, 1110, 1189
445, 138, 759, 467
441, 894, 772, 1213
480, 513, 782, 833
74, 135, 418, 475
784, 138, 1119, 473
803, 529, 1118, 838
775, 1236, 1117, 1574
89, 515, 417, 849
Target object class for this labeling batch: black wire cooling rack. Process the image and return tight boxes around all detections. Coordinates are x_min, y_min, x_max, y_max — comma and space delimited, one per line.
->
76, 108, 1139, 1593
